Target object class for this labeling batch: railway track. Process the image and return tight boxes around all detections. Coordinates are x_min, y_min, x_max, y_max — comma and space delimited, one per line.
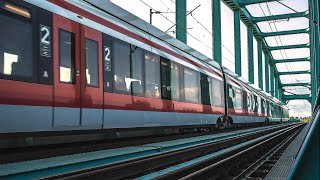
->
0, 124, 264, 164
21, 123, 302, 180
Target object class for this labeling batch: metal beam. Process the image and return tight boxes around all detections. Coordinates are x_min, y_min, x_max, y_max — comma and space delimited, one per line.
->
213, 0, 222, 64
234, 9, 241, 76
248, 25, 254, 83
280, 82, 311, 87
236, 0, 278, 7
260, 28, 309, 37
265, 52, 270, 92
282, 94, 311, 101
270, 65, 275, 96
268, 43, 310, 51
251, 11, 308, 23
176, 0, 187, 43
258, 39, 263, 89
278, 70, 310, 76
275, 78, 279, 98
272, 57, 310, 64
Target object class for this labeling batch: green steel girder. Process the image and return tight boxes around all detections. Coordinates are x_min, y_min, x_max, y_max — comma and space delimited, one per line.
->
248, 25, 254, 83
260, 28, 309, 37
176, 0, 186, 43
235, 0, 278, 7
280, 82, 311, 87
272, 57, 310, 64
282, 94, 311, 101
268, 43, 310, 51
234, 9, 241, 76
265, 52, 270, 92
277, 70, 310, 76
275, 78, 279, 98
213, 0, 222, 64
270, 65, 275, 96
258, 39, 263, 89
251, 11, 309, 23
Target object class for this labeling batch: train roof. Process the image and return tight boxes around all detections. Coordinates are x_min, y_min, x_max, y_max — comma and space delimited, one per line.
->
80, 0, 283, 105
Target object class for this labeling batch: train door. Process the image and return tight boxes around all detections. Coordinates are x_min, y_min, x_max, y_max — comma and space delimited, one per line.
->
53, 14, 103, 127
79, 25, 103, 126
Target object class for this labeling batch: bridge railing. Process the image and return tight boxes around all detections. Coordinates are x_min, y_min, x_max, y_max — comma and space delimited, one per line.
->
288, 87, 320, 180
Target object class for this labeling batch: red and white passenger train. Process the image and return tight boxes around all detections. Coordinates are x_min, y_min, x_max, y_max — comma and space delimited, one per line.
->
0, 0, 289, 134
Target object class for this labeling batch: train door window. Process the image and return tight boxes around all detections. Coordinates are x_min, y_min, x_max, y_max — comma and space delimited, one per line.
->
200, 73, 211, 105
130, 45, 144, 96
113, 39, 131, 94
257, 97, 262, 114
0, 4, 34, 81
235, 88, 242, 109
145, 51, 160, 98
171, 61, 180, 101
160, 57, 171, 100
85, 38, 99, 87
183, 67, 199, 104
211, 78, 223, 107
59, 30, 75, 83
227, 84, 235, 108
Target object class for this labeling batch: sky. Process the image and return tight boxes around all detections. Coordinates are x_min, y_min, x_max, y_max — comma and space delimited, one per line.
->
109, 0, 311, 117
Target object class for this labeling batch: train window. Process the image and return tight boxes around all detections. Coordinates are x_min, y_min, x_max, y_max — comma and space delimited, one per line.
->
227, 84, 235, 108
257, 96, 261, 114
253, 95, 258, 112
130, 45, 144, 96
160, 57, 171, 100
184, 68, 199, 103
85, 38, 99, 87
0, 13, 34, 81
200, 74, 211, 105
113, 39, 131, 94
235, 88, 242, 109
211, 78, 223, 107
145, 51, 160, 98
1, 2, 31, 18
59, 30, 75, 83
171, 61, 180, 101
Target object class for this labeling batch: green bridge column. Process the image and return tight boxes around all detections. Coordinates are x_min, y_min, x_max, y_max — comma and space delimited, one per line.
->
234, 9, 241, 76
212, 0, 221, 64
264, 51, 270, 93
248, 25, 254, 83
176, 0, 187, 43
270, 65, 275, 96
275, 77, 279, 99
258, 39, 263, 89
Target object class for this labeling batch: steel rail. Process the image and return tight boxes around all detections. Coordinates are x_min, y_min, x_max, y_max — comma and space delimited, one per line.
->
170, 124, 303, 179
39, 124, 298, 180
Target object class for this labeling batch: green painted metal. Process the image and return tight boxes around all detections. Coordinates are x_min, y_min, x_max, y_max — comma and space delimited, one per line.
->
264, 52, 269, 93
312, 0, 320, 106
280, 82, 311, 87
258, 39, 263, 89
251, 11, 308, 23
236, 0, 278, 7
270, 65, 275, 96
234, 9, 241, 76
277, 70, 310, 76
213, 0, 221, 64
175, 0, 187, 43
275, 77, 279, 98
267, 43, 310, 51
288, 88, 319, 180
260, 28, 309, 37
272, 57, 310, 64
248, 25, 254, 83
282, 94, 312, 101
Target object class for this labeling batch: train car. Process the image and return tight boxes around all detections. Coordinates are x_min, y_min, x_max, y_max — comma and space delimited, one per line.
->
0, 0, 288, 136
